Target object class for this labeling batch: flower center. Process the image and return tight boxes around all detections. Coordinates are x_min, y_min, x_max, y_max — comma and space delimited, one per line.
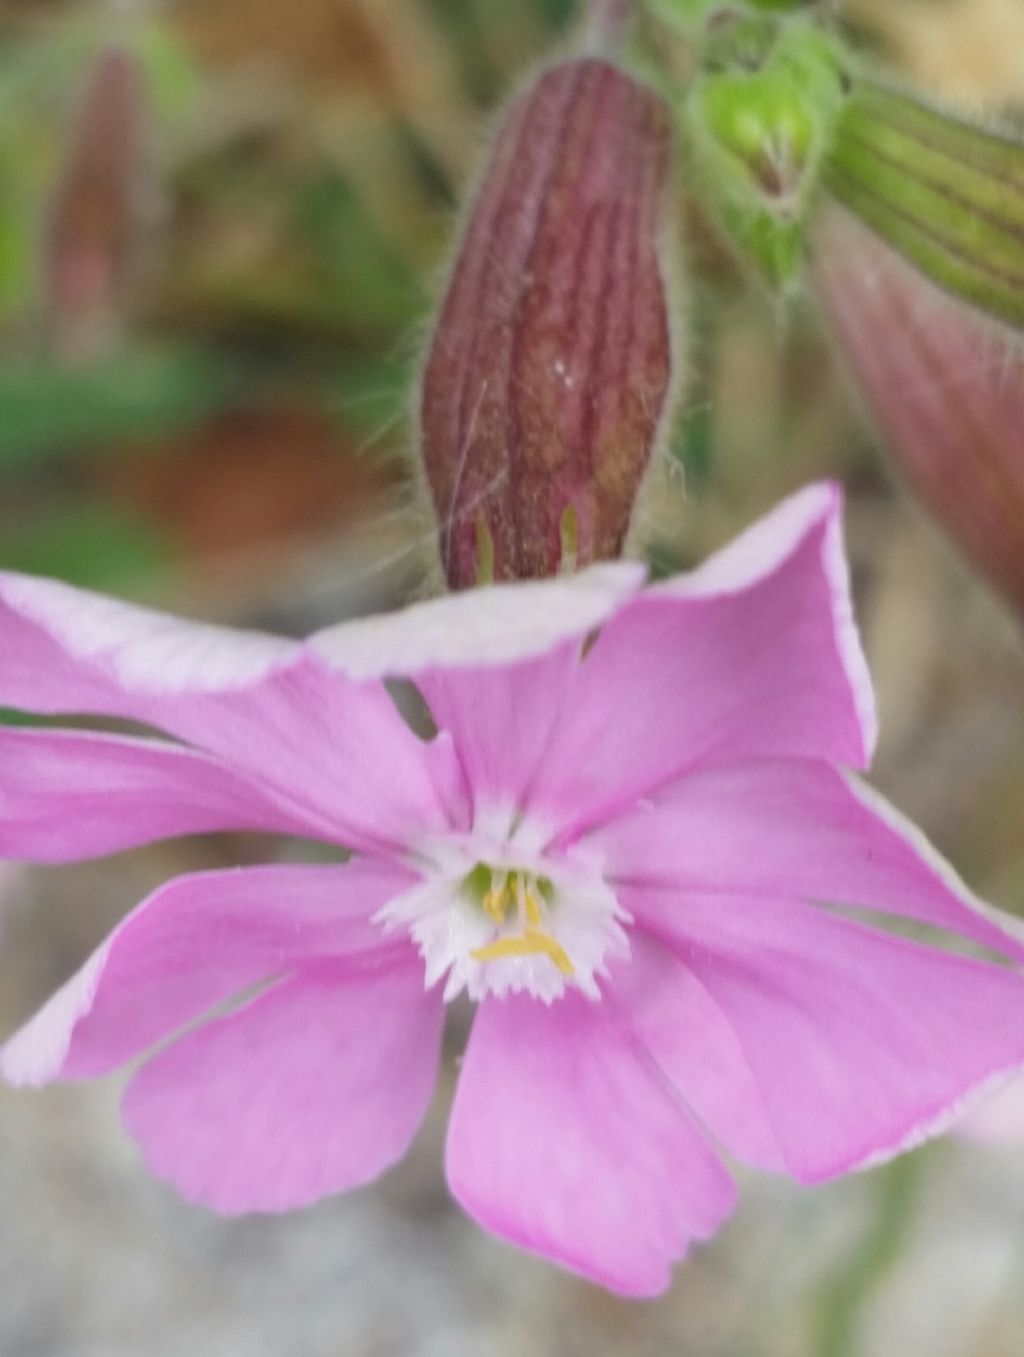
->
464, 865, 575, 978
376, 834, 630, 1004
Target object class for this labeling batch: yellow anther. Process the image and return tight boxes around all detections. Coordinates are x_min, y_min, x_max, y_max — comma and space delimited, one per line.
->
471, 929, 575, 978
524, 890, 543, 928
533, 932, 575, 977
483, 888, 509, 924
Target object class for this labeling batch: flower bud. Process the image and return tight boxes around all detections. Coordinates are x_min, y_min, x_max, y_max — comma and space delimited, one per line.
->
812, 203, 1024, 617
683, 14, 848, 288
418, 58, 676, 588
46, 47, 152, 364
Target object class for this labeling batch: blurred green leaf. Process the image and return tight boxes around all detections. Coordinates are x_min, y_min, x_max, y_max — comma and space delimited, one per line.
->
533, 0, 577, 28
422, 0, 504, 100
329, 351, 414, 440
0, 200, 31, 314
134, 24, 203, 122
294, 169, 425, 332
0, 502, 170, 590
0, 346, 240, 465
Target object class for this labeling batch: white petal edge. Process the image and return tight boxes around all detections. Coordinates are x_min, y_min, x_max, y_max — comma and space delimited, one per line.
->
0, 571, 296, 694
826, 777, 1024, 1167
2, 946, 109, 1087
844, 771, 1024, 956
309, 562, 647, 679
650, 482, 878, 761
852, 1059, 1024, 1172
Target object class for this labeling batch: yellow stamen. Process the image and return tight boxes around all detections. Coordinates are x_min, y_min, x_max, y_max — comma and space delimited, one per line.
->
483, 887, 509, 924
472, 930, 575, 977
472, 869, 574, 981
524, 890, 543, 928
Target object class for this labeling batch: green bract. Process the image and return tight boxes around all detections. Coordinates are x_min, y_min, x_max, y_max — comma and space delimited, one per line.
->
824, 83, 1024, 331
649, 0, 1024, 327
682, 15, 849, 287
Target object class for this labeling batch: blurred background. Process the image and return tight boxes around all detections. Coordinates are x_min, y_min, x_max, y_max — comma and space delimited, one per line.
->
1, 1, 1023, 1354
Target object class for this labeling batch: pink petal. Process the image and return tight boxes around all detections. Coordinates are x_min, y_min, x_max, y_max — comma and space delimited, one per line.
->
313, 562, 645, 815
607, 933, 783, 1171
955, 981, 1024, 1143
0, 569, 296, 713
415, 643, 581, 815
122, 957, 443, 1213
595, 758, 1024, 963
445, 990, 736, 1297
0, 571, 462, 853
627, 890, 1024, 1182
538, 483, 876, 836
1, 860, 416, 1085
0, 727, 316, 862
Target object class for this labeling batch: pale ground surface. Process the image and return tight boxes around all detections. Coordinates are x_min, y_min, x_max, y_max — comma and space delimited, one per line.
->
1, 488, 1024, 1357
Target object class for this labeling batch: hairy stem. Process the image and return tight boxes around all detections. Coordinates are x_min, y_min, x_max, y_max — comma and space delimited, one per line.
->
586, 0, 633, 51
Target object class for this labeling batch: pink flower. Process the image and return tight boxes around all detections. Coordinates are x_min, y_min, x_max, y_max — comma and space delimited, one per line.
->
3, 483, 1024, 1296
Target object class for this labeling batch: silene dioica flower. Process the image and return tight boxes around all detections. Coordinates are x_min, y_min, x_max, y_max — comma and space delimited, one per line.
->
7, 11, 1024, 1301
5, 484, 1024, 1296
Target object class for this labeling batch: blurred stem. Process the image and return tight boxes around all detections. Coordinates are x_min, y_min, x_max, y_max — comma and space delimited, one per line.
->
586, 0, 633, 50
814, 1149, 928, 1357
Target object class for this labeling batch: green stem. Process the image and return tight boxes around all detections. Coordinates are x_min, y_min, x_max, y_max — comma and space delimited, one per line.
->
814, 1150, 928, 1357
586, 0, 633, 50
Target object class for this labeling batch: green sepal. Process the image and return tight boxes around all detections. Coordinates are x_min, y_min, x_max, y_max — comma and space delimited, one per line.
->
824, 83, 1024, 331
682, 16, 849, 288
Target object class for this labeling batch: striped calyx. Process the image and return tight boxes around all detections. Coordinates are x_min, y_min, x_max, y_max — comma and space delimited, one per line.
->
419, 58, 676, 589
824, 83, 1024, 333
